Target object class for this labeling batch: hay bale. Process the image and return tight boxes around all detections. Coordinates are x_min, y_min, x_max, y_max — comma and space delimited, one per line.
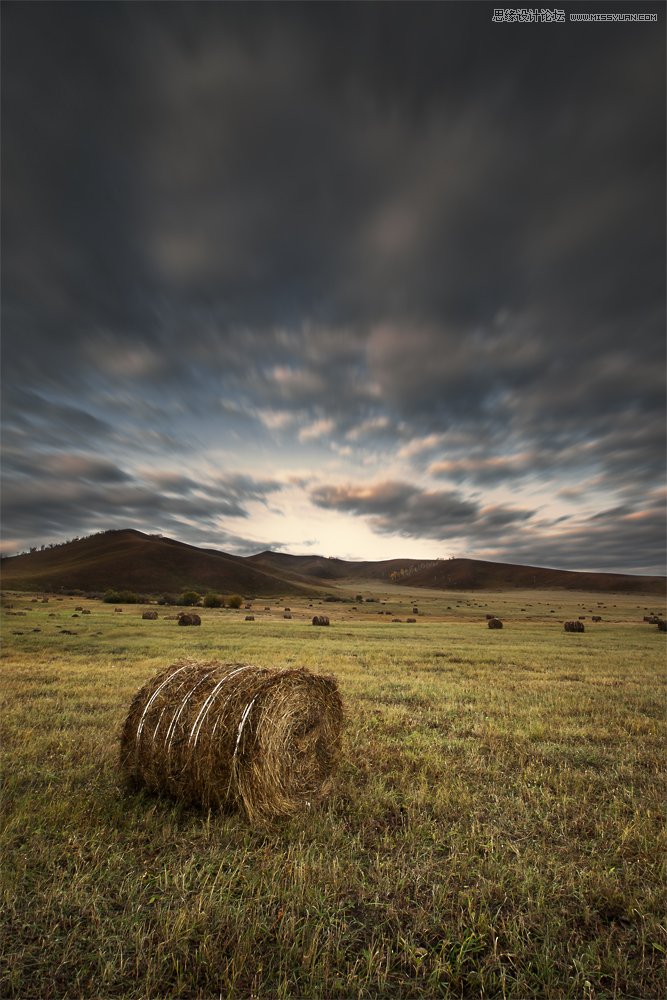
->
406, 617, 417, 623
564, 620, 585, 633
488, 618, 503, 629
142, 610, 159, 620
657, 619, 667, 632
592, 615, 602, 622
119, 660, 343, 823
115, 608, 123, 613
178, 612, 201, 626
283, 612, 292, 619
245, 615, 255, 621
312, 615, 329, 626
81, 609, 91, 615
412, 607, 419, 615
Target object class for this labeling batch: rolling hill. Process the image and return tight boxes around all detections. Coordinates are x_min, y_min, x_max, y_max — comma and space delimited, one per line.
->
1, 529, 665, 596
0, 530, 318, 597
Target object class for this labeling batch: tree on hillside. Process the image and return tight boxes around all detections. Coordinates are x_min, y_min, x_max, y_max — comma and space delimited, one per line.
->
178, 591, 201, 606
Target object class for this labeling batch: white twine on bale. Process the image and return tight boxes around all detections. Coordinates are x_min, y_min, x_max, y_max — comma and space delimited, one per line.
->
164, 669, 218, 753
233, 694, 261, 761
152, 671, 194, 741
136, 662, 191, 750
188, 665, 253, 749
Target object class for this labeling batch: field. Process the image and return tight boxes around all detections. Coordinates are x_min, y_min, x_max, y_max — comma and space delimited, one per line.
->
1, 586, 666, 999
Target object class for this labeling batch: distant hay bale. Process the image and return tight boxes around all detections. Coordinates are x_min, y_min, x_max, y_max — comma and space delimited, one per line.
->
657, 619, 667, 632
75, 606, 83, 611
119, 660, 343, 824
245, 615, 255, 621
81, 609, 91, 615
142, 610, 159, 620
592, 615, 602, 622
488, 618, 503, 629
412, 607, 419, 615
178, 612, 201, 626
564, 620, 585, 633
312, 615, 329, 626
114, 608, 123, 613
406, 617, 417, 623
283, 613, 292, 619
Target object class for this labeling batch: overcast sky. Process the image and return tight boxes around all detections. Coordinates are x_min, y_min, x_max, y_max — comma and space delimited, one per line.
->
2, 1, 665, 573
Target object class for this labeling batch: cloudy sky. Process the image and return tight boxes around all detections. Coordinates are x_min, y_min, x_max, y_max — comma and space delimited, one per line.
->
2, 1, 665, 573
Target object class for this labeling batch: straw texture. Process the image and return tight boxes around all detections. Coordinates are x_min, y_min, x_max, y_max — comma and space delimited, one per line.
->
119, 660, 343, 823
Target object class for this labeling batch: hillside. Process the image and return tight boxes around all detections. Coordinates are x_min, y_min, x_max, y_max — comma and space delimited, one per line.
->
248, 550, 666, 595
2, 530, 665, 596
0, 530, 317, 597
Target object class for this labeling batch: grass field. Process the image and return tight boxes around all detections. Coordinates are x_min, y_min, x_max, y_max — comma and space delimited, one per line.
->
1, 586, 665, 999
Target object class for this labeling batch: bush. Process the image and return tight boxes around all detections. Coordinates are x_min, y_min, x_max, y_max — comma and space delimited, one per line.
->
203, 593, 223, 608
178, 591, 201, 607
227, 594, 243, 609
103, 589, 142, 604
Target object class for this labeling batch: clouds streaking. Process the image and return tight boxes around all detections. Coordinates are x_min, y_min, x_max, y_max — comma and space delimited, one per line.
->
1, 2, 664, 573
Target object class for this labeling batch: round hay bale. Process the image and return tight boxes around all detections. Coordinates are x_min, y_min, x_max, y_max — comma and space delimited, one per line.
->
283, 612, 292, 619
488, 618, 503, 629
178, 612, 201, 626
312, 615, 329, 626
406, 617, 417, 623
564, 620, 585, 633
245, 615, 255, 621
81, 609, 91, 615
119, 661, 343, 824
142, 610, 159, 620
657, 619, 667, 632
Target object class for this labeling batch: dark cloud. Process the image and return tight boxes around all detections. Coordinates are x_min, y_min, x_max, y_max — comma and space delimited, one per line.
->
310, 479, 533, 542
1, 2, 664, 570
1, 457, 283, 551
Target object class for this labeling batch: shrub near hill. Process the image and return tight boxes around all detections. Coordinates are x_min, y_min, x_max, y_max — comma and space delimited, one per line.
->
227, 594, 243, 609
203, 594, 224, 608
177, 591, 201, 607
103, 589, 143, 604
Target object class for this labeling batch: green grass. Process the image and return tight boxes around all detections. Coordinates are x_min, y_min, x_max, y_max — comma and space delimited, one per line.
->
1, 589, 666, 999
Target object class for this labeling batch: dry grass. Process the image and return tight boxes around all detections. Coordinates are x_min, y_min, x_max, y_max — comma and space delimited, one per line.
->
1, 586, 665, 999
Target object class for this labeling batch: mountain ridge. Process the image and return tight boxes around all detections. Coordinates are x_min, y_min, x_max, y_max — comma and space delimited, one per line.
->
1, 529, 665, 595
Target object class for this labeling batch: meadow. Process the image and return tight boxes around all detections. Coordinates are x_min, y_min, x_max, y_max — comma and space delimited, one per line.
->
1, 586, 665, 999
